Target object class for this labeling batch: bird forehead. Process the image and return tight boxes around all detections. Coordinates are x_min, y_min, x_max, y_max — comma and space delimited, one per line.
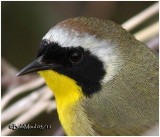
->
43, 26, 118, 63
42, 26, 113, 50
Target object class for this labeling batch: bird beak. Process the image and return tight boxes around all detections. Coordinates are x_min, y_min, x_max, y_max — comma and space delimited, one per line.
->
16, 55, 60, 76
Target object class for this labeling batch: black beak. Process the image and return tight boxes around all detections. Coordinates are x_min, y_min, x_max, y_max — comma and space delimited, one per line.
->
16, 55, 60, 76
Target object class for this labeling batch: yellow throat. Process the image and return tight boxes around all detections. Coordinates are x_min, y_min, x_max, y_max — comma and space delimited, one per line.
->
39, 70, 83, 134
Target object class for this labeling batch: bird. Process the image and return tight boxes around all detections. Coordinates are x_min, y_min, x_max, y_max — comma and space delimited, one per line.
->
17, 17, 158, 136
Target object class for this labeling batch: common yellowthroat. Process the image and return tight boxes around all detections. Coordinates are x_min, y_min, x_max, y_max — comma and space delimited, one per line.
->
17, 17, 158, 136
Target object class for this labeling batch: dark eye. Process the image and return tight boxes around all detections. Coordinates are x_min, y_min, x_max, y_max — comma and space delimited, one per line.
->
69, 50, 83, 63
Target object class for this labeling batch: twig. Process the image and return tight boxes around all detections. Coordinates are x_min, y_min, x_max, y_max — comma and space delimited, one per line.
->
47, 100, 57, 113
142, 124, 159, 136
1, 101, 51, 136
1, 77, 45, 110
2, 58, 18, 79
134, 21, 159, 42
1, 92, 56, 136
2, 87, 46, 124
122, 2, 159, 31
146, 36, 159, 52
2, 58, 18, 89
53, 126, 65, 136
2, 58, 37, 90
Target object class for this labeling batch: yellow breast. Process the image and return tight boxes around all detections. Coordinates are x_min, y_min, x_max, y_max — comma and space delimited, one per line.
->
39, 70, 83, 135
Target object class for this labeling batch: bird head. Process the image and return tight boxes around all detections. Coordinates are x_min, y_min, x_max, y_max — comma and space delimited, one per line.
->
17, 17, 128, 97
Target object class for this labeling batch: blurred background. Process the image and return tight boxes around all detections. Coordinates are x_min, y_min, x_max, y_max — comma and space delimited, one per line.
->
1, 1, 158, 136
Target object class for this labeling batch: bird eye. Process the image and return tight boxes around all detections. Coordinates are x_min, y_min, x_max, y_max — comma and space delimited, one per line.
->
69, 50, 83, 63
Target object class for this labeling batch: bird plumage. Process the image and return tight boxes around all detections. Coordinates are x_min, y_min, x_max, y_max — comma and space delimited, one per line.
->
66, 40, 158, 135
17, 17, 158, 136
